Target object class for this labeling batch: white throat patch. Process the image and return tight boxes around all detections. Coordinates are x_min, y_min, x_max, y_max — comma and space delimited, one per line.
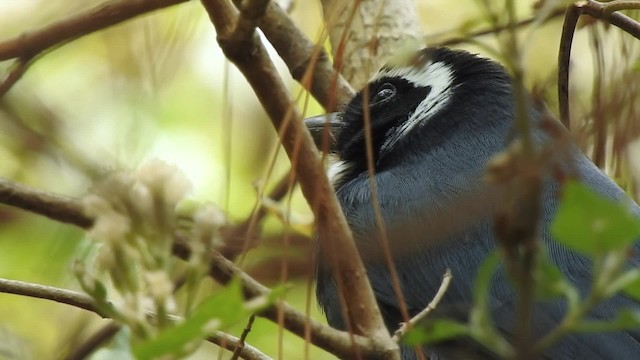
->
372, 61, 454, 154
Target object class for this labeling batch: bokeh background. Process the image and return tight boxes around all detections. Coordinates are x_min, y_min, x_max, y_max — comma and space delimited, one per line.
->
0, 0, 638, 359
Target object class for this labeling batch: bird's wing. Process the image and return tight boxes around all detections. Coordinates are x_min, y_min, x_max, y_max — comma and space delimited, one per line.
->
365, 149, 640, 359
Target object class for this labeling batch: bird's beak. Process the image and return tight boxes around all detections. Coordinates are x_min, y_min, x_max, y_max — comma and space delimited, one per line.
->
304, 113, 342, 152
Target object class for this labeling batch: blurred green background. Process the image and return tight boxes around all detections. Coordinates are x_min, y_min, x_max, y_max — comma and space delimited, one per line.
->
0, 0, 638, 359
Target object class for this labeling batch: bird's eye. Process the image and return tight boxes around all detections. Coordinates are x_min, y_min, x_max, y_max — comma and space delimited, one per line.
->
370, 83, 397, 105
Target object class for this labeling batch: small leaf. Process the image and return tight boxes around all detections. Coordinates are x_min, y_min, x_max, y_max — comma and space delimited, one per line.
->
575, 309, 640, 333
133, 278, 247, 360
551, 181, 640, 256
534, 255, 572, 300
402, 319, 468, 346
622, 269, 640, 301
469, 252, 514, 357
473, 252, 500, 314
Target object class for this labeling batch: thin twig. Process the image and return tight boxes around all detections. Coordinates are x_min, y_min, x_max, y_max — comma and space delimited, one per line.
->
0, 58, 33, 97
231, 314, 256, 360
65, 322, 121, 360
207, 330, 271, 360
434, 7, 566, 47
392, 269, 453, 342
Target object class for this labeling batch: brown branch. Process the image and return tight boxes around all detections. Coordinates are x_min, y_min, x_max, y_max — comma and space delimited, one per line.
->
231, 0, 271, 44
558, 0, 640, 128
0, 59, 33, 98
65, 322, 121, 360
257, 2, 355, 110
219, 0, 357, 259
0, 0, 190, 61
199, 0, 398, 357
0, 278, 99, 314
221, 0, 357, 260
558, 6, 580, 129
0, 177, 92, 228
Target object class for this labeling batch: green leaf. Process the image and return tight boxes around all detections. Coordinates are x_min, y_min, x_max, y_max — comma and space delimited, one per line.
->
473, 252, 500, 314
133, 278, 247, 360
534, 255, 573, 300
575, 309, 640, 333
622, 269, 640, 301
551, 181, 640, 256
402, 319, 468, 346
469, 252, 514, 357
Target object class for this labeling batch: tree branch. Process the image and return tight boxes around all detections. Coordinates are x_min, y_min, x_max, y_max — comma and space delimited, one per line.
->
0, 278, 270, 360
0, 59, 33, 98
558, 0, 640, 128
433, 7, 566, 47
65, 322, 121, 360
199, 1, 398, 358
257, 1, 355, 110
0, 0, 190, 61
0, 278, 98, 314
0, 178, 92, 228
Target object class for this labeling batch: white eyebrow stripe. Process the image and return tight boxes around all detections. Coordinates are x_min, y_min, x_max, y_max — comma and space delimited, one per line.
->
376, 62, 455, 155
371, 61, 453, 88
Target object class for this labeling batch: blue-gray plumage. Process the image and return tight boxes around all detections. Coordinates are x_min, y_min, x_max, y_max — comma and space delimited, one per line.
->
307, 47, 640, 359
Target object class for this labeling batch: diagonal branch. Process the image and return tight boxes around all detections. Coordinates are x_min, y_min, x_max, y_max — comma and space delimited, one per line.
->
392, 269, 453, 342
0, 0, 190, 61
0, 58, 34, 98
257, 1, 355, 110
199, 1, 398, 358
0, 0, 190, 96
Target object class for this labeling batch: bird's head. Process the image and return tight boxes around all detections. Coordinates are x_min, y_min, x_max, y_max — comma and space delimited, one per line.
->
306, 47, 514, 188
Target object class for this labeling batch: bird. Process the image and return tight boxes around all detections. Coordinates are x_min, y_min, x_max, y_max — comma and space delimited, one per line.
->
305, 47, 640, 359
